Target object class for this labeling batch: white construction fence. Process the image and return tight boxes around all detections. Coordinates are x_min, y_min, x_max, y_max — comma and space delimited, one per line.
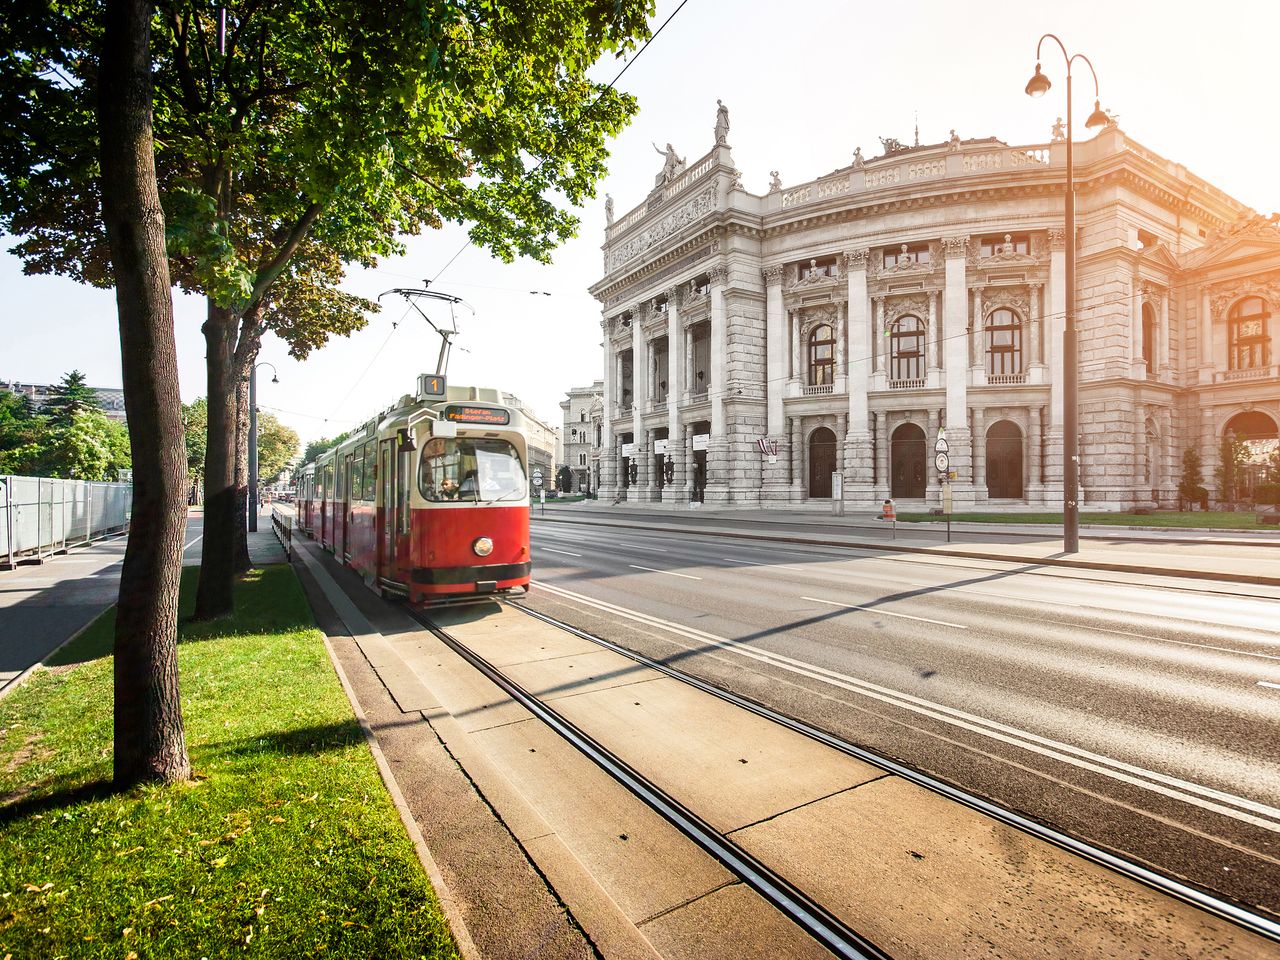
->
0, 475, 132, 568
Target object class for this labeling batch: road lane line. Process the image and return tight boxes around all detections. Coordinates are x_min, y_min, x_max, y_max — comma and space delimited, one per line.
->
183, 534, 204, 550
538, 547, 583, 558
802, 595, 968, 630
535, 579, 1280, 832
627, 564, 702, 581
721, 557, 765, 565
1258, 681, 1280, 690
614, 542, 669, 553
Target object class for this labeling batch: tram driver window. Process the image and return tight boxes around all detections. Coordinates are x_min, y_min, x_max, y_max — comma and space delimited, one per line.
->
418, 437, 527, 503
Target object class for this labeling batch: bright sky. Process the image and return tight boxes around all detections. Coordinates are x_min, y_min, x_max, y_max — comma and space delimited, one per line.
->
3, 0, 1277, 445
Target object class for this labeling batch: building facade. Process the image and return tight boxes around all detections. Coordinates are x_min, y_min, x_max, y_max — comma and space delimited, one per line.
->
560, 380, 603, 493
501, 392, 559, 493
0, 380, 128, 424
590, 117, 1278, 510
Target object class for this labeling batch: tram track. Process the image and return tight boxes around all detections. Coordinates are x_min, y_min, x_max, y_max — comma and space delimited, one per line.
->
407, 603, 892, 960
466, 598, 1280, 948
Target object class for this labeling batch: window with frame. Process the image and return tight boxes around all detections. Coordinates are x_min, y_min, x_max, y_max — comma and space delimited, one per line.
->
417, 437, 526, 503
978, 233, 1030, 257
890, 316, 925, 381
1229, 297, 1271, 370
363, 439, 377, 500
691, 323, 711, 396
808, 324, 835, 385
799, 257, 838, 280
1141, 302, 1156, 376
350, 456, 363, 502
986, 308, 1024, 376
883, 243, 930, 269
652, 336, 669, 402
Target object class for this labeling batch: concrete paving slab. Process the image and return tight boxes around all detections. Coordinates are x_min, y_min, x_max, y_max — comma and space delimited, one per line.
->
428, 601, 602, 666
502, 647, 664, 703
393, 631, 531, 733
733, 776, 1273, 960
470, 716, 735, 924
551, 675, 885, 834
637, 882, 833, 960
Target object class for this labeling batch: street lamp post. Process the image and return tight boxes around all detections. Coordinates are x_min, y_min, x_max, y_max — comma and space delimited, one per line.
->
248, 362, 278, 533
1025, 35, 1109, 555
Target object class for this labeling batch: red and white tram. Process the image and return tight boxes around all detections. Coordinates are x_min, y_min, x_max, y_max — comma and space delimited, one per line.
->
296, 376, 531, 604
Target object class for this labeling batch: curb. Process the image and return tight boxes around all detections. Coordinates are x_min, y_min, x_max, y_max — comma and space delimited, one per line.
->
0, 605, 108, 702
533, 514, 1280, 589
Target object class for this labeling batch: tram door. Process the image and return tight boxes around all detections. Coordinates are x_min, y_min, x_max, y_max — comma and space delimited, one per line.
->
342, 453, 353, 561
378, 439, 395, 581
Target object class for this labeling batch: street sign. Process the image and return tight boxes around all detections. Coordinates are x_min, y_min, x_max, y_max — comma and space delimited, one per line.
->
934, 451, 949, 474
934, 436, 949, 454
654, 439, 669, 455
532, 469, 544, 488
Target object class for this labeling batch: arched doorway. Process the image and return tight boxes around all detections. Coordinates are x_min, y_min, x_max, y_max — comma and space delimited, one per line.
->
1223, 411, 1279, 501
986, 420, 1024, 499
891, 423, 926, 499
808, 427, 837, 498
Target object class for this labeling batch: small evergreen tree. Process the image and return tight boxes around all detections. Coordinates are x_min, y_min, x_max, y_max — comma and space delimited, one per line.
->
1213, 432, 1248, 506
42, 370, 101, 426
1178, 447, 1206, 510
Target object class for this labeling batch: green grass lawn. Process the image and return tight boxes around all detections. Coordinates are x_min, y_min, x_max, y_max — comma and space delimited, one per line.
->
896, 510, 1274, 530
0, 565, 458, 959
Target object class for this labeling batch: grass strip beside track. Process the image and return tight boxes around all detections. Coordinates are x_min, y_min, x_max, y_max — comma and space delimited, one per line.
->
0, 564, 459, 959
897, 510, 1273, 529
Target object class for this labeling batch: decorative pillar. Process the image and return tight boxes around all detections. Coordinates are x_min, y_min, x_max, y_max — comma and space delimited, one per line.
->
1133, 402, 1147, 505
836, 412, 848, 494
874, 411, 889, 501
763, 266, 789, 500
927, 292, 941, 375
1199, 289, 1214, 379
871, 297, 883, 372
844, 249, 874, 505
708, 264, 729, 501
1130, 268, 1142, 365
631, 305, 648, 498
1161, 406, 1174, 504
1160, 287, 1171, 374
972, 406, 986, 498
790, 308, 801, 383
683, 424, 695, 498
601, 320, 616, 495
1028, 405, 1044, 498
942, 236, 973, 503
790, 416, 803, 499
665, 286, 684, 503
1044, 228, 1067, 499
1031, 282, 1044, 365
971, 286, 984, 369
926, 408, 939, 500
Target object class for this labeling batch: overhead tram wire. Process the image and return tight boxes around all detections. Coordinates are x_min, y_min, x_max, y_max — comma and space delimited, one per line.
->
427, 0, 694, 287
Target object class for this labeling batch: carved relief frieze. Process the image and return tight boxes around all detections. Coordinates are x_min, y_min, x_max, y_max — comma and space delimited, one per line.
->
885, 293, 930, 321
605, 187, 717, 273
762, 264, 785, 285
1209, 271, 1280, 320
941, 236, 969, 258
798, 303, 839, 335
1047, 228, 1067, 251
708, 264, 729, 285
982, 285, 1031, 318
841, 248, 870, 272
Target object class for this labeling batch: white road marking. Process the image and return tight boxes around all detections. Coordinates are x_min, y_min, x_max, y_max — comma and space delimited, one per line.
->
538, 547, 583, 558
721, 557, 765, 565
184, 534, 204, 550
613, 541, 668, 553
1258, 681, 1280, 691
627, 564, 702, 581
535, 579, 1280, 834
802, 595, 968, 629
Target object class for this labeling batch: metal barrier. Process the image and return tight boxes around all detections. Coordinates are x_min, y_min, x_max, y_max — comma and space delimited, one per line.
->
0, 475, 132, 568
271, 506, 292, 561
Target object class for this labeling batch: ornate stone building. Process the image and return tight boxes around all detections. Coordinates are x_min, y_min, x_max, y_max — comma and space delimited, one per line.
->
560, 380, 603, 493
589, 114, 1279, 509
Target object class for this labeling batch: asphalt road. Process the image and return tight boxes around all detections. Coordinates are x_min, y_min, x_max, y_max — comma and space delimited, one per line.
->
521, 514, 1280, 920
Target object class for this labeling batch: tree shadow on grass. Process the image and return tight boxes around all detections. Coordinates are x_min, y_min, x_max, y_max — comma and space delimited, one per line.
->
0, 777, 117, 827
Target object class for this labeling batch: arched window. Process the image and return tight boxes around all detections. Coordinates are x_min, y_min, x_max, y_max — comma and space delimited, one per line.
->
986, 308, 1023, 377
1229, 297, 1270, 370
808, 324, 834, 385
1141, 302, 1156, 376
890, 315, 925, 381
580, 411, 586, 422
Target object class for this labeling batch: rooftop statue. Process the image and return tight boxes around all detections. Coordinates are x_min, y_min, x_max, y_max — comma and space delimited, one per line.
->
715, 99, 730, 146
604, 193, 614, 226
652, 141, 686, 184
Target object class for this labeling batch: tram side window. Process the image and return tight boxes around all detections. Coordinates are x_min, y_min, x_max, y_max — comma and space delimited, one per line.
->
363, 440, 377, 501
350, 456, 363, 501
418, 437, 527, 503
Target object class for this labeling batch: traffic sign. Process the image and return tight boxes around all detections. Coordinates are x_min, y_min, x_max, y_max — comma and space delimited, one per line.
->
532, 469, 544, 488
934, 452, 949, 474
934, 436, 949, 454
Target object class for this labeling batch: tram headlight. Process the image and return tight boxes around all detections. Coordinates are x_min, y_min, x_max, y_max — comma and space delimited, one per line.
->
472, 536, 494, 558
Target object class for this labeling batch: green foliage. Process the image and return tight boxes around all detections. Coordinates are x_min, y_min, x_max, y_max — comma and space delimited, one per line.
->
40, 369, 100, 426
257, 411, 300, 482
1178, 447, 1207, 507
304, 431, 351, 464
182, 397, 208, 485
1255, 482, 1280, 506
0, 566, 459, 959
1, 0, 655, 359
0, 408, 130, 480
1214, 433, 1247, 503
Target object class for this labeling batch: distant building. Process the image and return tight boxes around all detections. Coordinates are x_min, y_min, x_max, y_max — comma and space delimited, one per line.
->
0, 380, 128, 424
560, 380, 603, 493
502, 392, 559, 493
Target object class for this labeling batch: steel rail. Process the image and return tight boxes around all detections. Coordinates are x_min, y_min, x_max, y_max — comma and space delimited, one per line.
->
408, 608, 892, 960
504, 599, 1280, 946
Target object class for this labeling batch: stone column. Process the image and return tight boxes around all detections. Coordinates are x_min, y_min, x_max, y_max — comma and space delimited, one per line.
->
1028, 405, 1044, 501
871, 297, 884, 373
874, 411, 889, 501
762, 266, 789, 501
1200, 289, 1214, 381
1044, 228, 1067, 499
1160, 288, 1171, 373
665, 286, 684, 503
683, 424, 695, 499
835, 301, 847, 383
790, 416, 803, 499
926, 408, 939, 501
836, 412, 848, 496
972, 406, 986, 498
844, 249, 874, 505
971, 286, 984, 369
631, 307, 648, 499
1031, 282, 1044, 365
1130, 268, 1142, 365
1160, 406, 1174, 505
790, 308, 801, 383
601, 321, 616, 495
1133, 402, 1147, 504
707, 265, 729, 502
927, 292, 941, 375
942, 236, 973, 504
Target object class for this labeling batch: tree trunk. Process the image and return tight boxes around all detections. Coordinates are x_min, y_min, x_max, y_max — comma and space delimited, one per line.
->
234, 374, 251, 573
97, 0, 191, 786
194, 300, 238, 620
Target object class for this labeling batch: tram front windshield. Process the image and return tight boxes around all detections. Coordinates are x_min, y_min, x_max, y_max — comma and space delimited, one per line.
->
418, 437, 526, 503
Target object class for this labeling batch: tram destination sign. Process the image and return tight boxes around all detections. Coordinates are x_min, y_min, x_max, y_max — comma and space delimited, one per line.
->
444, 405, 511, 426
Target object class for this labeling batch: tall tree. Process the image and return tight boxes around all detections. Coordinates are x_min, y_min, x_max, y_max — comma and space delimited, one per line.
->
42, 369, 102, 425
96, 0, 190, 784
256, 411, 300, 483
1, 1, 653, 619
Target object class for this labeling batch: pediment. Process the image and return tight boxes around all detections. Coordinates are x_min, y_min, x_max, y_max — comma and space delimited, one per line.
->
1139, 241, 1179, 270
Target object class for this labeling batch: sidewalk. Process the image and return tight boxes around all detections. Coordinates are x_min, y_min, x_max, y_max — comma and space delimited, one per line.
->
536, 503, 1280, 589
